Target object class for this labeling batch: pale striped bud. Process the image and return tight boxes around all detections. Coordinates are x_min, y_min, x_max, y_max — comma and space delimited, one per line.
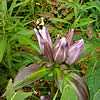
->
65, 39, 84, 65
53, 37, 68, 64
34, 26, 52, 54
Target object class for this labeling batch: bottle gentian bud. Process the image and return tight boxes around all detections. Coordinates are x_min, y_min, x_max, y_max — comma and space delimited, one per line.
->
65, 39, 84, 65
34, 26, 52, 54
66, 29, 74, 47
53, 37, 68, 64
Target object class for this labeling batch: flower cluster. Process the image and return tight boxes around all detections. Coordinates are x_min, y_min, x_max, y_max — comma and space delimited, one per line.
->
34, 26, 84, 65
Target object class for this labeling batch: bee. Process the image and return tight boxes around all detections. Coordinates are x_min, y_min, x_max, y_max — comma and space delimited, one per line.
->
36, 17, 47, 30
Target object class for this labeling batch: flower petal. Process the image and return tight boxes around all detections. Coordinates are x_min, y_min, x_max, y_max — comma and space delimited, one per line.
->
34, 28, 44, 53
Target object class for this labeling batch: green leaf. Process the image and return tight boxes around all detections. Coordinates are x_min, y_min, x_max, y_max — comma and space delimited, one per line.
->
11, 92, 32, 100
3, 79, 32, 100
77, 18, 96, 27
0, 37, 7, 62
1, 0, 7, 19
74, 5, 78, 18
53, 90, 59, 100
65, 73, 90, 100
17, 29, 35, 37
3, 79, 15, 100
18, 35, 40, 53
93, 89, 100, 100
58, 0, 73, 5
13, 63, 49, 90
83, 69, 100, 100
16, 59, 33, 71
13, 0, 30, 8
65, 13, 74, 20
50, 18, 71, 24
60, 84, 77, 100
12, 52, 39, 62
72, 15, 80, 28
84, 2, 100, 12
81, 42, 100, 57
8, 0, 18, 16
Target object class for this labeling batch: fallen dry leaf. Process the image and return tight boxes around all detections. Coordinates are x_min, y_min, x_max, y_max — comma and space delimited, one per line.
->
87, 23, 94, 38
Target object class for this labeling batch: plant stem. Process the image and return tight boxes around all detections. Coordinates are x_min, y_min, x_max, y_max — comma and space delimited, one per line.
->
50, 68, 55, 100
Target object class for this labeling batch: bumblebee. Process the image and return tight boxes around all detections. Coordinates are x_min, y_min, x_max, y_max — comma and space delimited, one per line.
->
36, 17, 47, 30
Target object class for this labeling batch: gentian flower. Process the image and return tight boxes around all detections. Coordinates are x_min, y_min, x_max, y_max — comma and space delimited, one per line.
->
34, 26, 84, 65
34, 26, 53, 62
34, 26, 52, 54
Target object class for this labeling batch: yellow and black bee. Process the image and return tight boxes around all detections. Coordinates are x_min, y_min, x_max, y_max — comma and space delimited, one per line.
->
36, 17, 47, 30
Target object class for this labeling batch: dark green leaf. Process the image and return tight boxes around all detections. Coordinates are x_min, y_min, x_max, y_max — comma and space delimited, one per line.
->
8, 0, 18, 16
18, 35, 40, 53
3, 79, 15, 100
0, 37, 7, 62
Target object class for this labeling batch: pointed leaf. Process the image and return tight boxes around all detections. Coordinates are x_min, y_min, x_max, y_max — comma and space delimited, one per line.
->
3, 79, 15, 100
3, 79, 32, 100
1, 0, 7, 19
53, 90, 59, 100
8, 0, 17, 16
66, 73, 90, 100
18, 35, 40, 53
0, 37, 7, 62
13, 62, 49, 90
61, 84, 77, 100
11, 92, 32, 100
50, 18, 71, 24
70, 74, 89, 100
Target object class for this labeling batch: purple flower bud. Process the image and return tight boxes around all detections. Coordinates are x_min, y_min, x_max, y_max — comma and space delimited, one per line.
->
66, 29, 74, 47
34, 26, 52, 54
65, 39, 84, 65
53, 37, 68, 64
